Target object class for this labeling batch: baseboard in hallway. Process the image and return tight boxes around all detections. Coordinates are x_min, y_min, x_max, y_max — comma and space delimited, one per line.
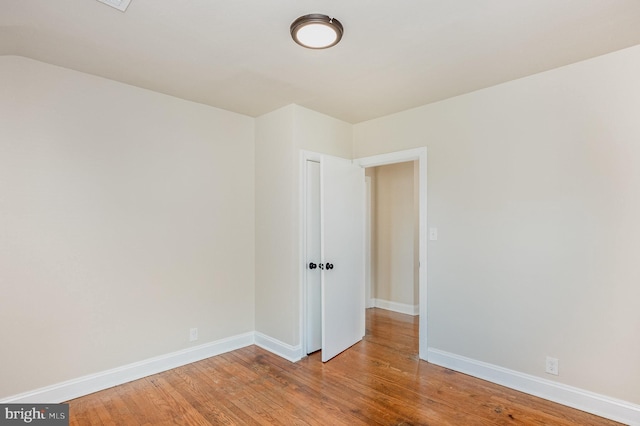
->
371, 298, 418, 315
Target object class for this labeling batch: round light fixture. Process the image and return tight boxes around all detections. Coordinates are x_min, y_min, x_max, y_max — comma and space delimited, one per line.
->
290, 14, 343, 49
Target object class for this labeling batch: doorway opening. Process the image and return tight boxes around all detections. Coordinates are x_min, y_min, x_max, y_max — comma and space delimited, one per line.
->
364, 161, 420, 355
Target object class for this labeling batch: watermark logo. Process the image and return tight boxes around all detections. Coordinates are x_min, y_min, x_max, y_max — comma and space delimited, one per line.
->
0, 404, 68, 425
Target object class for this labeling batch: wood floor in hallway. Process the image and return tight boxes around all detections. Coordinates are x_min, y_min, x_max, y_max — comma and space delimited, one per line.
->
68, 308, 621, 425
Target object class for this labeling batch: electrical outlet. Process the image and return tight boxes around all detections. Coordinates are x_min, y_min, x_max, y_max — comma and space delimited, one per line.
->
189, 328, 198, 342
545, 356, 559, 375
429, 227, 438, 241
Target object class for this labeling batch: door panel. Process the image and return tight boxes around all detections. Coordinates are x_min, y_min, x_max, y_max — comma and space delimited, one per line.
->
321, 155, 365, 362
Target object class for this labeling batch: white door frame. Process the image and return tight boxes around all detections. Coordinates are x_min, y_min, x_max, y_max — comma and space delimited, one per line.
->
364, 175, 374, 309
355, 147, 428, 360
299, 150, 323, 358
299, 147, 427, 361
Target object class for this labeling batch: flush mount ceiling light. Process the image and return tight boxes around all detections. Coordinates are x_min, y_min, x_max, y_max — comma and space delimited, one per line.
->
290, 14, 343, 49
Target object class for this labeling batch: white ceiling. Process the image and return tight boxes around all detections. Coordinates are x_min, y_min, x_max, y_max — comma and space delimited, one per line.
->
2, 0, 640, 123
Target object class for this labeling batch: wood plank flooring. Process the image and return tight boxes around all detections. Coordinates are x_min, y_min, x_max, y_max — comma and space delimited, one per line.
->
67, 308, 621, 425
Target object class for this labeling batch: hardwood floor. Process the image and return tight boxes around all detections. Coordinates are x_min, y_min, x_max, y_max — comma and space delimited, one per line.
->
68, 308, 621, 425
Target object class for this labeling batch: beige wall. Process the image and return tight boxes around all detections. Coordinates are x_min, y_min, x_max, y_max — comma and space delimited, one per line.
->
0, 56, 256, 398
370, 162, 418, 307
254, 105, 297, 344
255, 105, 352, 345
354, 45, 640, 404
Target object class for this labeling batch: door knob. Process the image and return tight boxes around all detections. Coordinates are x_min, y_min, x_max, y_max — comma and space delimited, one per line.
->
326, 263, 334, 270
308, 262, 317, 270
319, 263, 324, 270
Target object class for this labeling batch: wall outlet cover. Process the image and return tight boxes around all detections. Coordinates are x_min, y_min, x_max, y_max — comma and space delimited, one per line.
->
189, 328, 198, 342
545, 356, 559, 375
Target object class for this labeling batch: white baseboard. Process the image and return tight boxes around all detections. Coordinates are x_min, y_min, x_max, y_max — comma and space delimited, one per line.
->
427, 348, 640, 426
10, 334, 635, 425
254, 332, 303, 362
0, 332, 255, 404
372, 298, 419, 316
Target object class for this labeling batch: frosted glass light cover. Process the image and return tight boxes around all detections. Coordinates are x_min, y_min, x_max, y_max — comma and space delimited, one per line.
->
296, 24, 338, 48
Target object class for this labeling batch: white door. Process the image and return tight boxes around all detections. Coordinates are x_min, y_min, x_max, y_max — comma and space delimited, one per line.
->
320, 155, 365, 362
